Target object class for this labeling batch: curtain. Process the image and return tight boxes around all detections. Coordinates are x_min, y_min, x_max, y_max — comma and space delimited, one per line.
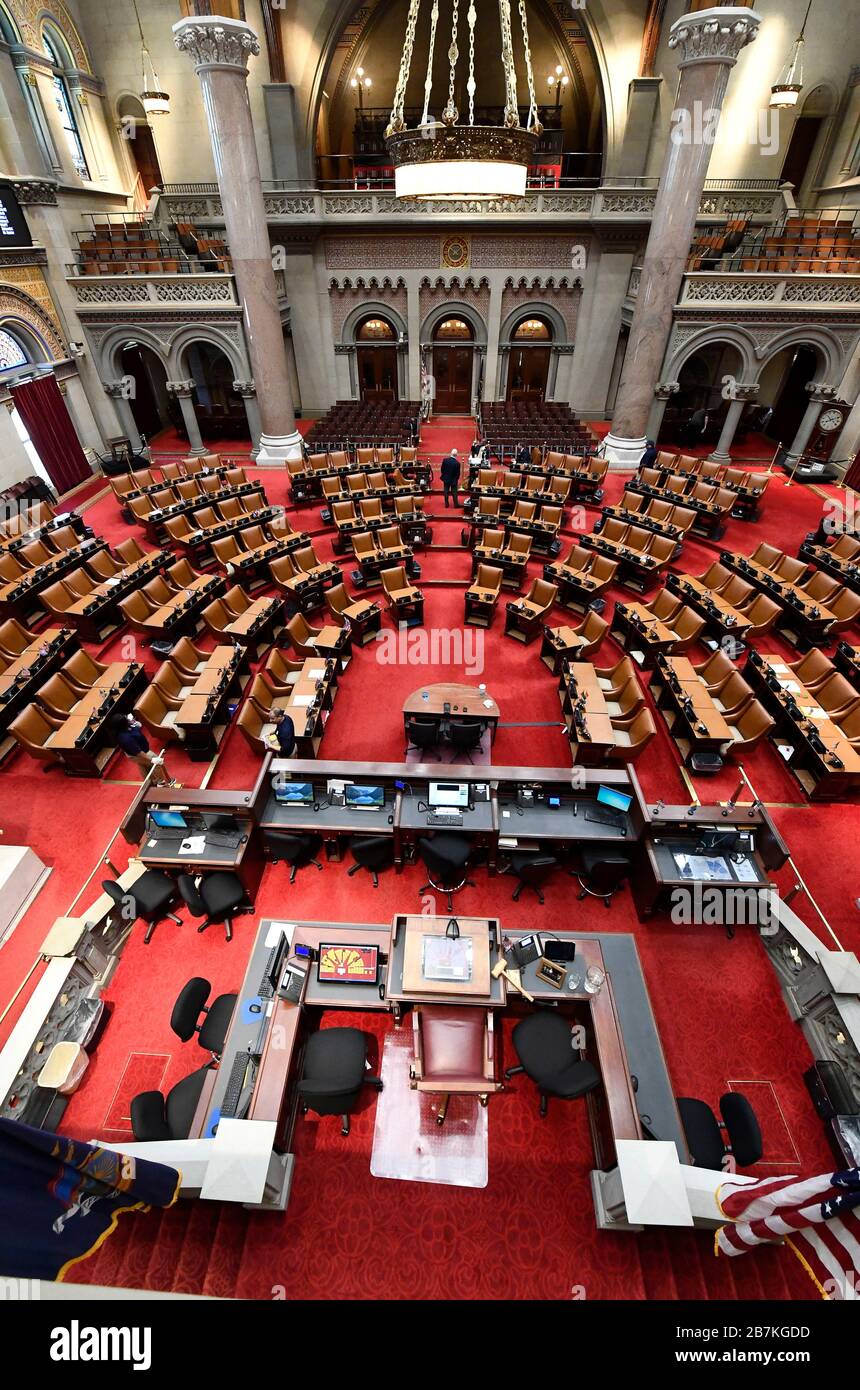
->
844, 454, 860, 492
9, 373, 91, 497
0, 1117, 180, 1281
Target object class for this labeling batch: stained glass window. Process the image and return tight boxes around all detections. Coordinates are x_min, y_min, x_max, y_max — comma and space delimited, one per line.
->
0, 329, 28, 371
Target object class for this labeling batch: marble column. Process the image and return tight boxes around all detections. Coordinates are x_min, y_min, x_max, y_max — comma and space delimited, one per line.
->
603, 8, 760, 467
785, 383, 839, 464
645, 381, 680, 444
173, 16, 302, 463
103, 382, 143, 454
166, 380, 205, 456
233, 379, 262, 452
709, 383, 758, 463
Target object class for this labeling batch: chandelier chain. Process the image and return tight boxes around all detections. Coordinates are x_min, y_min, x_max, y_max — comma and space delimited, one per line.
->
388, 0, 421, 133
467, 2, 476, 126
497, 0, 519, 128
517, 0, 540, 132
443, 0, 460, 125
422, 0, 440, 125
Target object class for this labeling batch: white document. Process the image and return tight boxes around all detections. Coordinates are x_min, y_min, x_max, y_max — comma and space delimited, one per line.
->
179, 835, 207, 854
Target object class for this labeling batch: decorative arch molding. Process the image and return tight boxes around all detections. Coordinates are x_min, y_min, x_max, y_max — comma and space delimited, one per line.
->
664, 325, 758, 384
419, 275, 491, 294
503, 275, 584, 293
340, 298, 408, 345
0, 314, 51, 363
499, 299, 568, 344
663, 322, 854, 394
328, 275, 408, 293
98, 326, 171, 381
420, 298, 488, 347
170, 324, 251, 384
328, 278, 408, 338
754, 326, 847, 383
3, 1, 92, 73
0, 283, 64, 360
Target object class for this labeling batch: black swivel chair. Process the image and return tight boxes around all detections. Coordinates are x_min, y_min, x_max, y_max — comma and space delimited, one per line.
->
130, 1063, 213, 1140
101, 871, 181, 946
504, 1010, 601, 1117
417, 832, 475, 911
347, 835, 394, 888
263, 829, 323, 882
570, 849, 631, 909
170, 976, 237, 1058
405, 716, 440, 757
177, 871, 251, 943
677, 1091, 763, 1170
506, 852, 558, 904
297, 1027, 383, 1136
447, 718, 485, 763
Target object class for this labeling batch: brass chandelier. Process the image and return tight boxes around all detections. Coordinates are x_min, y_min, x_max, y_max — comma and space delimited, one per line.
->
385, 0, 541, 201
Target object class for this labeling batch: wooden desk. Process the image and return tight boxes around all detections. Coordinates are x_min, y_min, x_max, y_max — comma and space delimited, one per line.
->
610, 601, 677, 666
558, 662, 616, 763
174, 643, 247, 759
50, 661, 147, 777
0, 626, 78, 756
652, 654, 732, 763
402, 682, 500, 740
669, 575, 752, 643
540, 625, 593, 675
386, 913, 502, 1015
744, 651, 860, 800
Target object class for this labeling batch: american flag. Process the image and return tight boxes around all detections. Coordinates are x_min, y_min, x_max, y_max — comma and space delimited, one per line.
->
716, 1168, 860, 1300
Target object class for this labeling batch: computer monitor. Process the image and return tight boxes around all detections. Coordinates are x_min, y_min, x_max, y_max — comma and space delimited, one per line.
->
274, 781, 314, 805
344, 784, 385, 810
148, 809, 187, 830
597, 785, 633, 815
317, 942, 379, 985
208, 813, 240, 834
429, 781, 470, 809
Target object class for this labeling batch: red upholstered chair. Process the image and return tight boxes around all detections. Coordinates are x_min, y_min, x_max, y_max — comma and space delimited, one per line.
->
409, 1005, 501, 1126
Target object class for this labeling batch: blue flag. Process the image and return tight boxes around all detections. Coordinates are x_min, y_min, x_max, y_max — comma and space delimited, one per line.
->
0, 1118, 181, 1281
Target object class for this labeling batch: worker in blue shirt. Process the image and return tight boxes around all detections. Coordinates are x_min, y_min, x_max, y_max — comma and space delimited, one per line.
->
111, 714, 178, 787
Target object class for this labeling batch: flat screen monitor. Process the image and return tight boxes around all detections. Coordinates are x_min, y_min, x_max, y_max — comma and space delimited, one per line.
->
274, 781, 314, 804
149, 809, 188, 830
429, 781, 470, 809
344, 784, 384, 810
317, 942, 379, 985
597, 785, 633, 815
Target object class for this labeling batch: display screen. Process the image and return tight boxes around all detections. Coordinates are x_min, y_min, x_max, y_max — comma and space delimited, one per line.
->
596, 785, 632, 814
317, 942, 379, 984
0, 183, 33, 249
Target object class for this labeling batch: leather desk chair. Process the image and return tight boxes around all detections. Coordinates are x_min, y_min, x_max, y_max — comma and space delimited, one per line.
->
9, 704, 64, 769
506, 852, 559, 904
606, 708, 657, 764
570, 849, 631, 908
410, 1006, 501, 1126
177, 871, 251, 943
298, 1028, 382, 1136
405, 716, 440, 757
505, 1010, 601, 1117
171, 976, 237, 1059
131, 1064, 213, 1141
167, 636, 209, 680
447, 718, 485, 763
347, 835, 394, 887
263, 830, 323, 882
102, 871, 182, 944
417, 833, 474, 911
722, 698, 773, 754
676, 1092, 762, 1171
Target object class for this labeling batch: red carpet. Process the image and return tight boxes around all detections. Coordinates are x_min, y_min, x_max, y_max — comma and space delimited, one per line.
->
1, 412, 855, 1300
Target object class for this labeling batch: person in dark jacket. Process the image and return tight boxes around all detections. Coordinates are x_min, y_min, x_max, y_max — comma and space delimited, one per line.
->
111, 714, 177, 787
265, 709, 296, 756
640, 439, 659, 469
439, 447, 461, 507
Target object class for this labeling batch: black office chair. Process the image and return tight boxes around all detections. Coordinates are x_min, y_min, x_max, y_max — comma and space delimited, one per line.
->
504, 1010, 602, 1118
405, 716, 440, 757
130, 1063, 213, 1140
297, 1027, 382, 1136
101, 871, 181, 946
677, 1091, 763, 1171
417, 832, 475, 911
347, 835, 394, 888
447, 718, 485, 763
570, 849, 631, 909
506, 852, 558, 904
263, 829, 323, 882
170, 976, 237, 1058
177, 871, 251, 943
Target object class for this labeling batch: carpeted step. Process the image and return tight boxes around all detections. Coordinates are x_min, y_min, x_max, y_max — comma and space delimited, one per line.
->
636, 1230, 681, 1300
141, 1200, 195, 1293
170, 1201, 224, 1295
201, 1203, 254, 1299
663, 1230, 712, 1299
67, 1206, 139, 1287
113, 1207, 168, 1292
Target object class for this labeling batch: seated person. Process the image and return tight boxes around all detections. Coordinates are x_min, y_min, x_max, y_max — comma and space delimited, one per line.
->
265, 708, 296, 756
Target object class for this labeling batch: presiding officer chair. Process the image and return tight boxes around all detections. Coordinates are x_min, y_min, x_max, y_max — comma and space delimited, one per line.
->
131, 1064, 213, 1141
297, 1027, 382, 1136
410, 1005, 501, 1125
676, 1091, 762, 1171
177, 871, 251, 943
417, 833, 475, 911
569, 848, 631, 908
101, 871, 182, 945
505, 1010, 602, 1117
170, 977, 238, 1059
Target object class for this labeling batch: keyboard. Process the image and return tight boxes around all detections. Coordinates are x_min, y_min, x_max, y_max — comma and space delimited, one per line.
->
427, 812, 463, 827
220, 1050, 253, 1119
258, 944, 282, 1000
207, 831, 243, 849
151, 826, 186, 842
585, 806, 625, 830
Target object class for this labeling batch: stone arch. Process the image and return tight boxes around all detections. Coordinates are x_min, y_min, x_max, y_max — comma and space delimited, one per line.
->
34, 5, 92, 73
341, 298, 408, 345
421, 299, 488, 347
0, 285, 65, 361
664, 325, 758, 384
98, 325, 171, 383
170, 324, 250, 383
499, 300, 567, 345
754, 327, 844, 385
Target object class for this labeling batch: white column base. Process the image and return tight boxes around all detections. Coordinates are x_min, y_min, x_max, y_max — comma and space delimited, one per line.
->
601, 432, 647, 471
255, 430, 304, 465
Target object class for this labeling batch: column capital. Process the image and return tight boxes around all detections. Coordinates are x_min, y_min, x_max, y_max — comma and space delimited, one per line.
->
166, 379, 196, 397
654, 381, 680, 400
806, 382, 839, 404
232, 379, 256, 397
103, 381, 127, 399
727, 382, 759, 402
173, 16, 260, 74
668, 7, 760, 70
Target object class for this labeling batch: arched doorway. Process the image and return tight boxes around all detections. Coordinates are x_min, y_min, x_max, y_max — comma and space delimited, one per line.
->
506, 315, 553, 401
119, 342, 170, 443
355, 314, 399, 401
118, 96, 163, 206
432, 317, 474, 413
663, 341, 745, 446
181, 341, 249, 441
759, 343, 822, 447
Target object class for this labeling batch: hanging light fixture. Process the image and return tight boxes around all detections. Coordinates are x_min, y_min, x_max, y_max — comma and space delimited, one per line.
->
133, 0, 170, 116
769, 0, 813, 109
385, 0, 540, 201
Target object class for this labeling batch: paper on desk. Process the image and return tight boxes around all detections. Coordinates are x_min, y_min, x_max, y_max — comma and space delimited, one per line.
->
483, 699, 494, 708
307, 667, 325, 680
265, 921, 296, 947
293, 694, 313, 707
179, 835, 207, 854
778, 679, 800, 692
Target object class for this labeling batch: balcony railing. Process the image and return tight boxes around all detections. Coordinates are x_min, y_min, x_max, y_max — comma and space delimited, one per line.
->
65, 270, 238, 311
679, 270, 860, 308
